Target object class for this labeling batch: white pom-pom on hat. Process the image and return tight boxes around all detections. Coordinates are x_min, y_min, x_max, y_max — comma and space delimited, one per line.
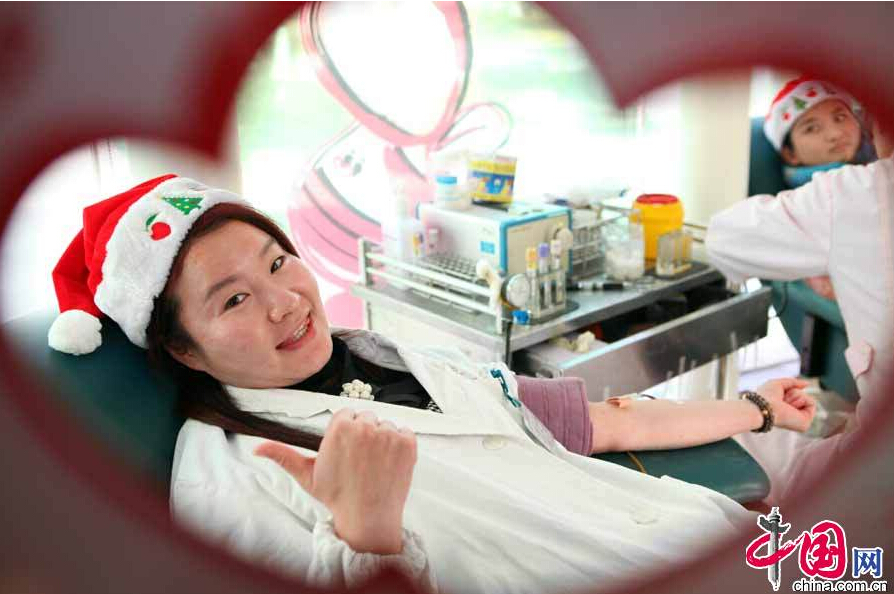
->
47, 309, 102, 355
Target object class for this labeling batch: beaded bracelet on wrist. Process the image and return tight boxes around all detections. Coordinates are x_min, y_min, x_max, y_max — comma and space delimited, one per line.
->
740, 390, 774, 433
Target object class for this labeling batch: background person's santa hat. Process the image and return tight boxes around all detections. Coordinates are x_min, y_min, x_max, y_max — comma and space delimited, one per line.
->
48, 174, 249, 355
763, 76, 859, 151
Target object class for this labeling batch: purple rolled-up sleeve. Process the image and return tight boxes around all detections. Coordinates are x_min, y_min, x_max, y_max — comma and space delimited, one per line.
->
514, 375, 593, 456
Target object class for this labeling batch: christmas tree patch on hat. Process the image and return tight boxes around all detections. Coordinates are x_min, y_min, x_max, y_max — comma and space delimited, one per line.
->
48, 174, 249, 355
763, 76, 859, 151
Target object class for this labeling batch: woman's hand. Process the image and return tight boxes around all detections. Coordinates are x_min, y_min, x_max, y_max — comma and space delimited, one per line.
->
255, 408, 417, 555
755, 378, 817, 433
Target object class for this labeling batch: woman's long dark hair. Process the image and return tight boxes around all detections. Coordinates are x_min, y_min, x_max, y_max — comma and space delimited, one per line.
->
146, 203, 323, 451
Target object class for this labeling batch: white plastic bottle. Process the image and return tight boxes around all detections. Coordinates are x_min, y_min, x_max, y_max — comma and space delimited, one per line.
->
381, 193, 425, 266
430, 150, 471, 210
434, 175, 461, 209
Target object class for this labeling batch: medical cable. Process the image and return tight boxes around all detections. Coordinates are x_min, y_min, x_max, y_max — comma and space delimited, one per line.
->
503, 316, 514, 368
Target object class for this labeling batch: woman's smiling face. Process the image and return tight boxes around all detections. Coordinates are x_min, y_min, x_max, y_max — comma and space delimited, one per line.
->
167, 220, 333, 389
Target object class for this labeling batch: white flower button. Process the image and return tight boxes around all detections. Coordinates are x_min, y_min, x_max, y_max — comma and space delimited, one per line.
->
340, 380, 373, 399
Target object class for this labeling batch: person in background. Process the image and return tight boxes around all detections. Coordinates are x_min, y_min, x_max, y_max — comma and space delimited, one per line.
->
763, 76, 877, 300
706, 117, 894, 506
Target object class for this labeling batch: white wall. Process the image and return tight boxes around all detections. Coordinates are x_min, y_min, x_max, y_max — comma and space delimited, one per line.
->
1, 146, 107, 322
633, 71, 752, 228
677, 71, 753, 226
749, 67, 799, 117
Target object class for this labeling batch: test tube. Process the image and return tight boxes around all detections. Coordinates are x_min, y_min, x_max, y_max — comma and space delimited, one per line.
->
425, 227, 440, 256
411, 232, 424, 259
550, 239, 565, 305
538, 243, 552, 309
526, 247, 540, 319
537, 242, 550, 275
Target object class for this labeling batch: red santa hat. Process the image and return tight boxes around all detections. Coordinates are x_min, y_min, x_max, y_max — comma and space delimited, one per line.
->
763, 76, 859, 151
48, 174, 249, 355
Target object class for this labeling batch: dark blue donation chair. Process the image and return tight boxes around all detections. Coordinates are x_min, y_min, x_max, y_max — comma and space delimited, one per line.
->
747, 117, 857, 402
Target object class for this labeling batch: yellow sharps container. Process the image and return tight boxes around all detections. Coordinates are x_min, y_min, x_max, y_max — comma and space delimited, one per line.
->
632, 194, 684, 260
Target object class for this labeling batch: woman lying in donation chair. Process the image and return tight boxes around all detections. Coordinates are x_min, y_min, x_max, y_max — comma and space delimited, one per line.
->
46, 175, 815, 593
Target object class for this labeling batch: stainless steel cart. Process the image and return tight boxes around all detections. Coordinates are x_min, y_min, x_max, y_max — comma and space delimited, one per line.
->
352, 240, 771, 401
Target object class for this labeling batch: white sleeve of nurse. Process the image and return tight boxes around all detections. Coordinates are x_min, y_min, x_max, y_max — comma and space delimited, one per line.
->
705, 181, 832, 283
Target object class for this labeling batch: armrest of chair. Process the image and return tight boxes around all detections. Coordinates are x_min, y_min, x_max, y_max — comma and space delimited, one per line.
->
594, 438, 770, 504
769, 280, 846, 329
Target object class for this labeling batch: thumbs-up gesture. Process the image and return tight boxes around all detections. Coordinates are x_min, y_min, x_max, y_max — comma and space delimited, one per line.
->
255, 409, 418, 554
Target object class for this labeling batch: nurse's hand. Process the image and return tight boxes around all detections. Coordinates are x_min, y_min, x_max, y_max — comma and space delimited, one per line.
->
806, 276, 836, 301
255, 408, 417, 555
756, 378, 817, 433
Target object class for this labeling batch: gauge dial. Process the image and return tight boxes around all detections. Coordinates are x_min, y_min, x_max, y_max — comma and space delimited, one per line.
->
503, 274, 530, 307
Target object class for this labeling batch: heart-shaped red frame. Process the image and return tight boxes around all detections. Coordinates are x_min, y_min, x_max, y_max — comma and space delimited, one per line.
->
0, 3, 891, 594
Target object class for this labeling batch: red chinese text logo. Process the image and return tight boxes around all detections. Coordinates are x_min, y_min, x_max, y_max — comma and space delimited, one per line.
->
745, 508, 847, 590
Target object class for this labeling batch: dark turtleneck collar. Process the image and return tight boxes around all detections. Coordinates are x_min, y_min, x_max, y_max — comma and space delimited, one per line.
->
287, 335, 438, 412
289, 336, 349, 395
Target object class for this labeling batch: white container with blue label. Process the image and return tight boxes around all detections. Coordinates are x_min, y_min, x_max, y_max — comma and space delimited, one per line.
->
434, 175, 470, 210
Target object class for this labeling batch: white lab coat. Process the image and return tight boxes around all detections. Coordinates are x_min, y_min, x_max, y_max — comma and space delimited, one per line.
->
706, 155, 894, 502
170, 329, 754, 594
